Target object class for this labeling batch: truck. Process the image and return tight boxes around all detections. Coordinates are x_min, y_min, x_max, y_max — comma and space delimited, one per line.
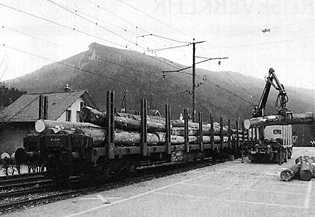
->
246, 68, 293, 164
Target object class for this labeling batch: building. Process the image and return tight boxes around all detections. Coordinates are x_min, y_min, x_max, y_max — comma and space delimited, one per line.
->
0, 90, 96, 153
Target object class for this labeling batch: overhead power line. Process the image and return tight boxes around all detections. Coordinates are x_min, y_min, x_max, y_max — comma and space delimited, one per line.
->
137, 33, 190, 44
148, 43, 191, 52
116, 0, 190, 37
2, 43, 133, 86
1, 25, 63, 47
0, 2, 192, 75
45, 0, 144, 49
2, 24, 185, 77
0, 2, 125, 48
1, 42, 180, 86
86, 0, 149, 34
163, 57, 228, 74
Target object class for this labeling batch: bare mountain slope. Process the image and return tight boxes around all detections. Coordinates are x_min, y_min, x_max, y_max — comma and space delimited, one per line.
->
9, 43, 315, 121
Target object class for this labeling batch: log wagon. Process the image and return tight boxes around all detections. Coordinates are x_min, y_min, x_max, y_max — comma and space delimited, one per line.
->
21, 91, 249, 180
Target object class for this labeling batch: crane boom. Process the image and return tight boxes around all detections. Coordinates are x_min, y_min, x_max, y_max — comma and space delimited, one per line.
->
252, 68, 289, 117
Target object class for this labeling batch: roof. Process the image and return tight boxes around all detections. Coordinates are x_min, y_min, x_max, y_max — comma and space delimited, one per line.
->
0, 90, 96, 122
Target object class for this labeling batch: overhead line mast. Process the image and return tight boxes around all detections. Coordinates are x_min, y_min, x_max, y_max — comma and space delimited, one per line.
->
163, 38, 228, 121
192, 39, 206, 121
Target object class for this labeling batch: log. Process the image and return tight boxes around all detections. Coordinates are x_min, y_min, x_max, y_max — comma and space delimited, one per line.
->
295, 156, 314, 181
171, 120, 224, 130
300, 160, 313, 181
114, 131, 160, 145
280, 164, 301, 181
171, 124, 229, 136
35, 119, 106, 144
115, 115, 165, 132
295, 156, 315, 164
81, 106, 237, 135
80, 106, 106, 126
35, 120, 227, 147
244, 112, 314, 129
81, 106, 166, 132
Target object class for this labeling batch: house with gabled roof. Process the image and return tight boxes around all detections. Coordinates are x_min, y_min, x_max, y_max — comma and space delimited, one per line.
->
0, 89, 96, 153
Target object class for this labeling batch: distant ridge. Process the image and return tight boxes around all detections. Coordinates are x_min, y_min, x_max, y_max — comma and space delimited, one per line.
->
8, 42, 315, 121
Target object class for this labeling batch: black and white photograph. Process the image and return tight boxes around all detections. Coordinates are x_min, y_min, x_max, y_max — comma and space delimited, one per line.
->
0, 0, 314, 216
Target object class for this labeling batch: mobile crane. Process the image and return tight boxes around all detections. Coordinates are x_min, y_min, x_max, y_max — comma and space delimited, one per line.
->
247, 68, 293, 164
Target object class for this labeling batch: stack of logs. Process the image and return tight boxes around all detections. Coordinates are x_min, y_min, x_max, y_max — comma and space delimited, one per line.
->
280, 156, 315, 181
34, 106, 243, 147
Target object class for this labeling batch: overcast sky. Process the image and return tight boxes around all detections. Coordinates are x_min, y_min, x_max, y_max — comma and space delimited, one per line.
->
0, 0, 314, 90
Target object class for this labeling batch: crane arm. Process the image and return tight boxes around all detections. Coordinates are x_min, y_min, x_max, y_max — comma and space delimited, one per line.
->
252, 68, 289, 117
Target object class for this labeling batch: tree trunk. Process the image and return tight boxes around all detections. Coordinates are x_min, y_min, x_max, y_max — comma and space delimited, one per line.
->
300, 161, 313, 181
244, 112, 314, 129
298, 156, 314, 181
35, 120, 227, 147
171, 125, 228, 136
280, 164, 301, 181
114, 131, 160, 145
81, 106, 165, 132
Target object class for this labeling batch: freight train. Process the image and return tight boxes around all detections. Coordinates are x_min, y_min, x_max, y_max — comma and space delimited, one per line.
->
19, 91, 251, 181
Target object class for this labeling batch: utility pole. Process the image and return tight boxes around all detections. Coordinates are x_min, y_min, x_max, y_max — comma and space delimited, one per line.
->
192, 38, 205, 121
192, 39, 196, 122
162, 39, 228, 122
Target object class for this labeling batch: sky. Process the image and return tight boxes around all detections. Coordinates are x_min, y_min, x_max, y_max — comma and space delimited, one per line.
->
0, 0, 314, 90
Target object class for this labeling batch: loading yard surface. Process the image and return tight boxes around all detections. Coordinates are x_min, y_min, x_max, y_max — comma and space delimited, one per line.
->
4, 147, 315, 217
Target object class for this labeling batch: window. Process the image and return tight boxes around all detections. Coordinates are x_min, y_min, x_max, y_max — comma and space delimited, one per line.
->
273, 129, 281, 134
76, 111, 81, 122
66, 110, 71, 122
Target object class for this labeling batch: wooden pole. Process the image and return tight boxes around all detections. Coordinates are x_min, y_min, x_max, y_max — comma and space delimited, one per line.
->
236, 120, 239, 150
184, 109, 189, 152
141, 98, 148, 157
110, 91, 115, 142
227, 119, 231, 150
220, 117, 223, 152
165, 104, 171, 155
106, 91, 115, 160
38, 95, 43, 119
210, 113, 214, 151
198, 112, 204, 152
43, 96, 48, 120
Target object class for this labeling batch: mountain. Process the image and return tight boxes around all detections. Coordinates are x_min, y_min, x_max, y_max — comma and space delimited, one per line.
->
8, 42, 315, 122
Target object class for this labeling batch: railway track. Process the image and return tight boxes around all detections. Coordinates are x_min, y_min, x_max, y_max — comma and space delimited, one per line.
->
0, 157, 230, 214
0, 178, 53, 190
0, 173, 46, 185
0, 190, 80, 212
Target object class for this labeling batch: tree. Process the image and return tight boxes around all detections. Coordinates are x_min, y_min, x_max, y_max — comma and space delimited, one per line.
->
0, 84, 26, 109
